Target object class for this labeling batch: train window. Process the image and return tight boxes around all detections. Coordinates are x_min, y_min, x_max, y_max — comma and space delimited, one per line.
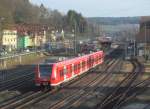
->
74, 65, 76, 71
67, 66, 71, 74
94, 57, 96, 62
78, 64, 80, 69
97, 56, 99, 62
87, 60, 89, 65
72, 64, 74, 71
69, 65, 72, 73
80, 62, 82, 68
91, 57, 94, 63
64, 67, 67, 74
82, 61, 85, 67
84, 61, 87, 67
99, 55, 101, 60
88, 57, 92, 65
39, 64, 53, 77
90, 57, 92, 62
76, 65, 78, 70
60, 69, 64, 77
82, 62, 84, 68
87, 59, 89, 64
74, 64, 77, 71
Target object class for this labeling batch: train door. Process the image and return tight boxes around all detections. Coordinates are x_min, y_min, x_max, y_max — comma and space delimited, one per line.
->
85, 59, 88, 71
94, 55, 97, 66
64, 66, 67, 81
35, 65, 40, 79
98, 54, 101, 63
88, 56, 92, 68
66, 64, 71, 79
57, 67, 64, 82
92, 56, 94, 67
87, 58, 90, 69
77, 63, 80, 74
90, 56, 93, 68
96, 55, 99, 64
100, 53, 102, 64
80, 61, 82, 73
35, 65, 40, 85
74, 63, 78, 75
82, 61, 85, 71
72, 64, 74, 76
101, 52, 104, 63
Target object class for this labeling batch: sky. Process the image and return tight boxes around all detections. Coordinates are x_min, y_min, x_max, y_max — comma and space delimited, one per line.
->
31, 0, 150, 17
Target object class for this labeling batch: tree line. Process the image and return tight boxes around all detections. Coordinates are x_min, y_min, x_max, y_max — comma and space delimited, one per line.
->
0, 0, 87, 33
87, 17, 139, 25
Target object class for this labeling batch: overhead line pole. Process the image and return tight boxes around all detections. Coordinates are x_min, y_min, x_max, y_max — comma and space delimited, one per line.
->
144, 23, 147, 60
74, 21, 77, 55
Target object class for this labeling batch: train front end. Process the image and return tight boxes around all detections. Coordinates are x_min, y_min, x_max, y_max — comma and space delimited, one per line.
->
35, 64, 53, 87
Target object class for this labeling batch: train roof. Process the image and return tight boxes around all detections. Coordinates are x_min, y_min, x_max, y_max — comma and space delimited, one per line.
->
55, 51, 103, 66
43, 56, 75, 64
38, 51, 103, 66
44, 58, 60, 63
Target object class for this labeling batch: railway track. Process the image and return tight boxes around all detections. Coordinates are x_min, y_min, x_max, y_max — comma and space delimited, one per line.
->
0, 67, 36, 104
0, 65, 35, 91
95, 59, 144, 109
0, 72, 34, 91
0, 58, 117, 109
0, 58, 111, 92
22, 59, 121, 109
49, 60, 122, 109
113, 74, 150, 109
0, 65, 34, 81
143, 104, 150, 109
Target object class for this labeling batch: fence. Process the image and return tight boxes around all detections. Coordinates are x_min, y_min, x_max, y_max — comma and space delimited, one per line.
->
0, 51, 43, 69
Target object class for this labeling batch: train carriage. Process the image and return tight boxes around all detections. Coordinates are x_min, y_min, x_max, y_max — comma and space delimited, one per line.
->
35, 51, 104, 87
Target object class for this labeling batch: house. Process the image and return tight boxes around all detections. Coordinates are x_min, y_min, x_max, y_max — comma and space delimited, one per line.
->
0, 24, 47, 51
137, 16, 150, 58
2, 29, 17, 52
137, 16, 150, 43
34, 30, 46, 47
16, 24, 47, 50
17, 35, 30, 50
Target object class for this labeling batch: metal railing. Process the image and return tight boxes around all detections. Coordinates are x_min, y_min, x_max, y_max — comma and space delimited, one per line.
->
0, 50, 44, 60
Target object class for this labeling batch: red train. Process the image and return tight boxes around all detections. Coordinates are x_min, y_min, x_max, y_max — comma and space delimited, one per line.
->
35, 51, 104, 87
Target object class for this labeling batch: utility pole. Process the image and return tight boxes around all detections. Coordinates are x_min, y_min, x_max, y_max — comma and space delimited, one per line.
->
134, 39, 136, 57
73, 21, 77, 55
87, 22, 90, 40
125, 40, 127, 59
144, 23, 147, 60
133, 24, 137, 57
0, 17, 4, 47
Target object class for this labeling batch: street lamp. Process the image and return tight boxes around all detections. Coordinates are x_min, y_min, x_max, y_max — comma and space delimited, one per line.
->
0, 17, 5, 47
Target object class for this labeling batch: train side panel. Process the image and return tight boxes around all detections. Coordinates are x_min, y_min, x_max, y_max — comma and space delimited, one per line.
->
35, 51, 104, 87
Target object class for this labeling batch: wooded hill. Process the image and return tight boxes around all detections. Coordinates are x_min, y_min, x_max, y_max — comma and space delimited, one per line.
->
0, 0, 87, 33
87, 17, 140, 25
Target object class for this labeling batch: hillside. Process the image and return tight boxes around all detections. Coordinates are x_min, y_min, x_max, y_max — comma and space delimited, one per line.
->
0, 0, 87, 33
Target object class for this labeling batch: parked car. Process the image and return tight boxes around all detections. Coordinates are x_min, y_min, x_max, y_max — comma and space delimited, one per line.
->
0, 50, 7, 56
24, 49, 30, 52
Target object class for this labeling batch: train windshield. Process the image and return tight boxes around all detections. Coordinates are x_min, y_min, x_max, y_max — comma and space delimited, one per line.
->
39, 64, 53, 78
